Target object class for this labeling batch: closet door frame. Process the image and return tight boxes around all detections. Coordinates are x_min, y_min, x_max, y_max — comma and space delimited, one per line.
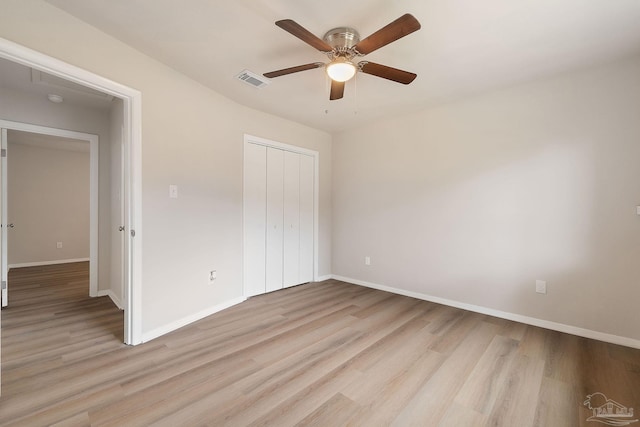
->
243, 134, 319, 297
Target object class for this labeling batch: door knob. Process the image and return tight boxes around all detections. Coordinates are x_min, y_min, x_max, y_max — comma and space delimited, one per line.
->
7, 223, 14, 228
119, 226, 125, 231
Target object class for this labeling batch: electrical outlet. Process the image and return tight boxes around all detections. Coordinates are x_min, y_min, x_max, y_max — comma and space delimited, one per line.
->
535, 280, 547, 294
208, 270, 217, 285
56, 242, 63, 249
365, 256, 371, 266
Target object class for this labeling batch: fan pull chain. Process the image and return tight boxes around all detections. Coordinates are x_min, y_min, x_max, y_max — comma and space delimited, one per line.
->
353, 72, 358, 115
325, 75, 331, 115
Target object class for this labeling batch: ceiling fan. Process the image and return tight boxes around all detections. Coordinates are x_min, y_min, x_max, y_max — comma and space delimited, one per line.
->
263, 14, 421, 100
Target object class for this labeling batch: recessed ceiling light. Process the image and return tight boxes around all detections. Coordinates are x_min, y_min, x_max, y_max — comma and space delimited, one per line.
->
47, 94, 63, 103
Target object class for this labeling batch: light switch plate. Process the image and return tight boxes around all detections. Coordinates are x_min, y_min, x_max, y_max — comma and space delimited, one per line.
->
169, 184, 178, 198
535, 280, 547, 294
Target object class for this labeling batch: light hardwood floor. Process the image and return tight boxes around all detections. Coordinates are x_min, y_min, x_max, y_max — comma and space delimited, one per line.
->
1, 262, 639, 426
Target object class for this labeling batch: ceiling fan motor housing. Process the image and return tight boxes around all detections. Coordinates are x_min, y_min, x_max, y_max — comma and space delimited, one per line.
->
323, 27, 360, 56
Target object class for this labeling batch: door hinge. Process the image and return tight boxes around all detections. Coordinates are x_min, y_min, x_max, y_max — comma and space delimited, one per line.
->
2, 281, 6, 290
1, 148, 6, 158
130, 229, 136, 237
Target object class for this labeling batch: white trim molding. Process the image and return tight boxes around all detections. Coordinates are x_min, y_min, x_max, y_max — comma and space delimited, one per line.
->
0, 120, 99, 298
332, 275, 640, 350
142, 297, 247, 343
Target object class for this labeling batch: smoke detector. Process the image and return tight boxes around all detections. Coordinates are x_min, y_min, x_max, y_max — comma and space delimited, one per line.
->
47, 94, 64, 103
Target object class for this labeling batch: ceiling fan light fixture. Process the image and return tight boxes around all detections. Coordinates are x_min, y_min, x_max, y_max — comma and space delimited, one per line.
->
326, 58, 356, 82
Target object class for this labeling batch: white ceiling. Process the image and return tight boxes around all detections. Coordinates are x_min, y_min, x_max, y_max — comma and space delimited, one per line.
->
0, 57, 114, 112
44, 0, 640, 133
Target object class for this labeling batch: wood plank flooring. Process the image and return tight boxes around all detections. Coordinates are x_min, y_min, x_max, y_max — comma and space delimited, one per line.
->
1, 262, 639, 426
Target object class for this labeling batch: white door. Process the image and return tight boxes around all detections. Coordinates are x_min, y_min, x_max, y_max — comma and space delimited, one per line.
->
1, 129, 7, 307
265, 147, 284, 292
299, 154, 314, 283
283, 151, 300, 288
243, 136, 317, 297
119, 135, 126, 302
243, 143, 267, 297
0, 128, 2, 391
110, 127, 126, 307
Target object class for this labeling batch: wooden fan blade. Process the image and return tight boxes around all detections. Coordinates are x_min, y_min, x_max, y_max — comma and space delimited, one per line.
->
354, 14, 421, 55
359, 62, 417, 84
276, 19, 334, 52
330, 80, 345, 100
264, 62, 323, 78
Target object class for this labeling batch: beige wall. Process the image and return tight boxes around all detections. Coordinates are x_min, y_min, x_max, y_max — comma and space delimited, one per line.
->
0, 1, 332, 336
0, 85, 112, 291
333, 57, 640, 341
7, 137, 90, 265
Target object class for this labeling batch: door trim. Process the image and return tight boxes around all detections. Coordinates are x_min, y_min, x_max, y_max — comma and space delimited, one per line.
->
0, 37, 143, 345
0, 121, 99, 299
1, 128, 6, 307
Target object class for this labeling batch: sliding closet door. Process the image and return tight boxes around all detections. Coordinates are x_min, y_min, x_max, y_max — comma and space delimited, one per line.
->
243, 143, 267, 297
299, 154, 314, 283
283, 151, 300, 288
265, 147, 284, 293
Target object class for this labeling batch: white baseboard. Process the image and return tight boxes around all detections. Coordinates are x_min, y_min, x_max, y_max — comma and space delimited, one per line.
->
96, 289, 123, 310
315, 274, 332, 282
141, 296, 247, 343
331, 275, 640, 350
9, 258, 90, 269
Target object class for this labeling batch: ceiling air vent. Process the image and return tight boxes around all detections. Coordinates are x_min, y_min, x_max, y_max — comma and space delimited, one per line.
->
236, 69, 270, 88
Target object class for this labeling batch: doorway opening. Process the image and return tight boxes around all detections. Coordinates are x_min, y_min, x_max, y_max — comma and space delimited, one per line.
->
1, 126, 98, 305
0, 37, 142, 345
